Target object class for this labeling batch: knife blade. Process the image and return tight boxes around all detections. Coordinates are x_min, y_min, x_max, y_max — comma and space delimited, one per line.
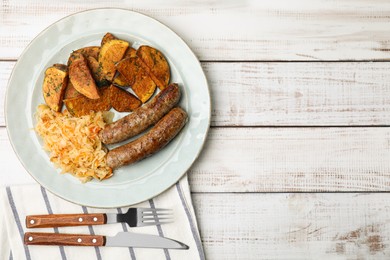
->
24, 232, 189, 249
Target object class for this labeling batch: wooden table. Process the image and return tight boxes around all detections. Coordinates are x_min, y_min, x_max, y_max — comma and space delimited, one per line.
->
1, 1, 390, 259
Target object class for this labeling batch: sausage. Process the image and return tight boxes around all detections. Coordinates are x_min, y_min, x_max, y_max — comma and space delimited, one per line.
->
99, 83, 181, 144
106, 107, 187, 169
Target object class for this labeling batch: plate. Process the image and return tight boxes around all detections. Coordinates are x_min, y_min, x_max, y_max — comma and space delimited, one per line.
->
5, 8, 210, 208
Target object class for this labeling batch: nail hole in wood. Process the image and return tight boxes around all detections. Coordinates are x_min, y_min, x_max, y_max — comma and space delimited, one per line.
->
77, 238, 82, 243
28, 236, 33, 241
79, 217, 83, 222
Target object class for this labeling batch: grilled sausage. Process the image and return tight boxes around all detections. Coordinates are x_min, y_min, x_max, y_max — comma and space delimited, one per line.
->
106, 107, 187, 169
99, 83, 181, 144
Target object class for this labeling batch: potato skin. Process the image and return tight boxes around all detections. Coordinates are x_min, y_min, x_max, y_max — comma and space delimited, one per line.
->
64, 80, 81, 99
112, 47, 138, 87
64, 87, 111, 117
109, 85, 142, 112
98, 39, 129, 81
116, 57, 156, 103
136, 45, 170, 90
68, 53, 100, 99
101, 32, 117, 46
42, 64, 68, 112
68, 46, 100, 65
86, 56, 110, 87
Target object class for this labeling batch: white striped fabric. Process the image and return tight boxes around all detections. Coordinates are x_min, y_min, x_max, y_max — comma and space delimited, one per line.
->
0, 175, 205, 260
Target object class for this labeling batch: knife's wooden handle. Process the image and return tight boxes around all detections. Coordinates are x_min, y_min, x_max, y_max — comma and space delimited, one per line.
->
24, 232, 105, 246
26, 213, 106, 228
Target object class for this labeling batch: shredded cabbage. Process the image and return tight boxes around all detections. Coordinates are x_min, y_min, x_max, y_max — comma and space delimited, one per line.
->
35, 104, 112, 182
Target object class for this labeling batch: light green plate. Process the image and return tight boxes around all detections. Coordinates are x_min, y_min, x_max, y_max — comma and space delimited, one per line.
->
5, 8, 210, 208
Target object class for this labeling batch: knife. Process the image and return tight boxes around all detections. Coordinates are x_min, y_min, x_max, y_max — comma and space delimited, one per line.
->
24, 232, 189, 249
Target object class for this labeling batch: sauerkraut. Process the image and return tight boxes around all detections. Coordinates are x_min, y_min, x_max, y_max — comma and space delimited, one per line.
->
35, 104, 112, 182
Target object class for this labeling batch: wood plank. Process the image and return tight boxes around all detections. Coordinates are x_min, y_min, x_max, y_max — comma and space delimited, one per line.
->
2, 61, 390, 127
188, 127, 390, 192
193, 193, 390, 259
1, 0, 390, 61
204, 62, 390, 126
2, 127, 390, 192
0, 62, 14, 126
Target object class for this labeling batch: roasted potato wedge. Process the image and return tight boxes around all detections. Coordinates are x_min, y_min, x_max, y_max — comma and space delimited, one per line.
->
86, 56, 110, 87
68, 46, 100, 65
64, 87, 111, 117
137, 45, 170, 90
109, 85, 142, 112
42, 64, 68, 112
76, 46, 100, 60
113, 72, 129, 87
101, 32, 117, 46
125, 47, 137, 58
64, 80, 81, 99
116, 57, 156, 102
116, 57, 142, 86
112, 47, 138, 87
98, 39, 129, 81
132, 68, 157, 103
68, 53, 100, 99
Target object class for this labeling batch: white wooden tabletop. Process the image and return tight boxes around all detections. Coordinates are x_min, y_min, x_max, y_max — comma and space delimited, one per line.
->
1, 1, 390, 259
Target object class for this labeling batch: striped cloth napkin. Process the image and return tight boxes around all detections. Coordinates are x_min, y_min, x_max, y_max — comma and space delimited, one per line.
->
0, 175, 205, 260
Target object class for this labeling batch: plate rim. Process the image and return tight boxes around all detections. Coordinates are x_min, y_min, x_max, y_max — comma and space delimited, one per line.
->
5, 8, 211, 208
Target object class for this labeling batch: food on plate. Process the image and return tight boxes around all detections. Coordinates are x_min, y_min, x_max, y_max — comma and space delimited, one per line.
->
42, 64, 68, 112
113, 47, 137, 87
116, 57, 156, 103
107, 107, 187, 169
68, 53, 100, 99
101, 32, 117, 46
136, 45, 170, 90
67, 46, 100, 65
99, 83, 181, 144
37, 32, 186, 182
115, 45, 170, 101
74, 46, 100, 60
98, 39, 129, 81
35, 104, 112, 182
64, 87, 111, 117
64, 81, 81, 99
125, 47, 137, 58
109, 85, 142, 112
86, 56, 110, 87
113, 72, 129, 87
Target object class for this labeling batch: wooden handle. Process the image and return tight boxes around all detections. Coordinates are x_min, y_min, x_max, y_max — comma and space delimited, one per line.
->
24, 232, 105, 246
26, 213, 106, 228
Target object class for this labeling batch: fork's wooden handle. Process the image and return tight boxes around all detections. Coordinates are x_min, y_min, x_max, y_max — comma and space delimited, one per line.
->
24, 232, 105, 246
26, 213, 106, 228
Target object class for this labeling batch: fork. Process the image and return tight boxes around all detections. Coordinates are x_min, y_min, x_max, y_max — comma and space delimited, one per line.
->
26, 208, 173, 228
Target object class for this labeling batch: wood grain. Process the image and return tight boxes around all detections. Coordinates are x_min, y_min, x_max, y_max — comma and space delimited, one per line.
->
26, 213, 106, 228
1, 0, 390, 61
2, 127, 390, 192
188, 127, 390, 192
204, 62, 390, 126
193, 193, 390, 259
24, 232, 105, 246
2, 61, 390, 127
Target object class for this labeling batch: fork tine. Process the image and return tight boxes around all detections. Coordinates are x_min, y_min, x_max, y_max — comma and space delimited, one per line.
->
140, 220, 174, 226
142, 217, 173, 221
142, 212, 173, 217
140, 208, 172, 213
